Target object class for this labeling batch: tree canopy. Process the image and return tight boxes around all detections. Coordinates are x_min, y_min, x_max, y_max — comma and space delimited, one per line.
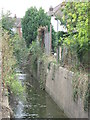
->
21, 7, 51, 47
2, 11, 15, 35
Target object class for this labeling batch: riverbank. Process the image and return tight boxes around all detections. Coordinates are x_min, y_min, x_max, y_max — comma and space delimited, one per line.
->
0, 40, 11, 119
0, 40, 2, 120
9, 70, 67, 118
29, 56, 89, 118
2, 89, 10, 118
45, 64, 88, 118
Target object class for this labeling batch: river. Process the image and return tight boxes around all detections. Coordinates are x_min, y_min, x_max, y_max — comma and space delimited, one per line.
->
10, 69, 67, 118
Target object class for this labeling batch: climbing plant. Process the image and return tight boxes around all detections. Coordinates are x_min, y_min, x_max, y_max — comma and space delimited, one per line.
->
59, 2, 89, 66
58, 2, 89, 111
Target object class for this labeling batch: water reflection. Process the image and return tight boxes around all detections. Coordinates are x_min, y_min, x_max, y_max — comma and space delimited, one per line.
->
10, 70, 67, 118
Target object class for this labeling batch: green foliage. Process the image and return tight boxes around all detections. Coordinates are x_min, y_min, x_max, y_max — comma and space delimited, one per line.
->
12, 34, 29, 66
59, 2, 89, 111
84, 85, 90, 111
52, 64, 56, 80
30, 41, 43, 59
5, 73, 24, 96
29, 41, 43, 70
72, 72, 89, 111
72, 72, 79, 101
22, 7, 51, 47
2, 29, 24, 96
59, 2, 89, 65
57, 31, 68, 46
1, 11, 27, 97
47, 62, 51, 70
52, 27, 57, 52
1, 11, 15, 35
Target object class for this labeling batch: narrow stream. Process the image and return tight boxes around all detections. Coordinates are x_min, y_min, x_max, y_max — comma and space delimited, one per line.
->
10, 70, 67, 118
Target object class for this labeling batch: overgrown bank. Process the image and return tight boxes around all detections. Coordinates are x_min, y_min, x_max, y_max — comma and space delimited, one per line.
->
28, 51, 88, 118
27, 39, 89, 117
1, 24, 27, 118
2, 30, 24, 97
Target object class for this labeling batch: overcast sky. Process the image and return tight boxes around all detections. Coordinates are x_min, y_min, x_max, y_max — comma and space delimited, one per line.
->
0, 0, 64, 17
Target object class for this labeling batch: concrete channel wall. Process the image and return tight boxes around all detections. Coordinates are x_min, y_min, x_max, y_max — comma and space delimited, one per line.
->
45, 64, 88, 118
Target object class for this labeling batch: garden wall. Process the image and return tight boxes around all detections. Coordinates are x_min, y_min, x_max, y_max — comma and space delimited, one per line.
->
45, 64, 88, 118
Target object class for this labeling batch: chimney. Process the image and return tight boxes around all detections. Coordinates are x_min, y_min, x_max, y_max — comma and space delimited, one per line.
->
49, 6, 53, 12
49, 6, 54, 16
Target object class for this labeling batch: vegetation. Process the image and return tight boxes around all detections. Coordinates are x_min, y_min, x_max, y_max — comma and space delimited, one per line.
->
52, 26, 57, 52
1, 2, 89, 114
59, 2, 89, 67
57, 31, 67, 46
12, 34, 29, 66
1, 12, 25, 96
58, 2, 89, 111
2, 30, 24, 96
29, 41, 43, 70
21, 7, 51, 47
2, 11, 15, 35
72, 72, 89, 111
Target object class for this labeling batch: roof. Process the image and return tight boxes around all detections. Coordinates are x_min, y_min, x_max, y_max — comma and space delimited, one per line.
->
14, 18, 21, 28
47, 2, 66, 17
8, 17, 21, 28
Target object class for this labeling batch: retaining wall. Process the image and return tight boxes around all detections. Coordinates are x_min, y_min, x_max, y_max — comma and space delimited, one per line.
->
45, 64, 88, 118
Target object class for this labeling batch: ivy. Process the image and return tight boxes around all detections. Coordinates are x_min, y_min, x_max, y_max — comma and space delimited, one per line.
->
59, 2, 89, 65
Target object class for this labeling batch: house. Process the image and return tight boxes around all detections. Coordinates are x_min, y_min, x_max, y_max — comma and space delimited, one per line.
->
47, 2, 65, 17
47, 2, 67, 32
47, 2, 67, 61
13, 14, 22, 37
47, 2, 78, 64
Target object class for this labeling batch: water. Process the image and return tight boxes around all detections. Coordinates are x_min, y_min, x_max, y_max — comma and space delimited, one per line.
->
10, 70, 67, 118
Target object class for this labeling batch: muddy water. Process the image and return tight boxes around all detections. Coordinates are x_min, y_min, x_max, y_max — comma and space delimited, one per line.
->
10, 70, 67, 118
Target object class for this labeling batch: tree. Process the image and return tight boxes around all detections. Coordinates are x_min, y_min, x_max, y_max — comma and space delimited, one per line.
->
2, 11, 15, 35
1, 11, 24, 96
21, 7, 51, 47
12, 34, 29, 66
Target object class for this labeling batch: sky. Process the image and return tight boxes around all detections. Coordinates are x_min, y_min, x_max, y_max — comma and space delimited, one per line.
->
0, 0, 64, 17
0, 0, 66, 32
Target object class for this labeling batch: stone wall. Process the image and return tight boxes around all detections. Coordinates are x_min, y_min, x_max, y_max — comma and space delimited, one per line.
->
45, 64, 88, 118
